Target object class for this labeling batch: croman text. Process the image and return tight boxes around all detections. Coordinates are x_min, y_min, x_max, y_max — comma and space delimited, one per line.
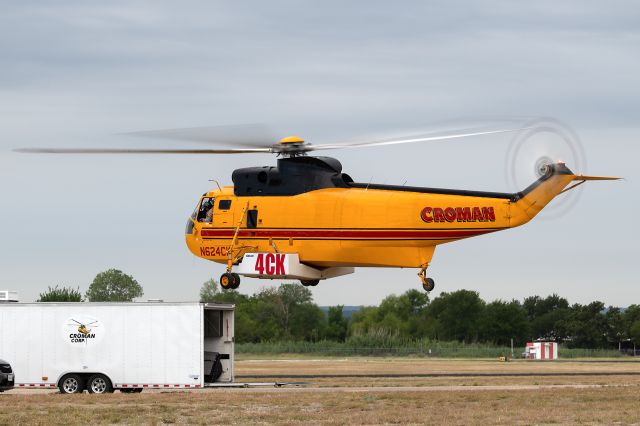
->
69, 333, 95, 343
421, 207, 496, 223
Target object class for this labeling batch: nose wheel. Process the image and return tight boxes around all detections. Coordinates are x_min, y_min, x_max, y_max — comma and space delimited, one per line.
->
220, 272, 240, 290
418, 264, 435, 292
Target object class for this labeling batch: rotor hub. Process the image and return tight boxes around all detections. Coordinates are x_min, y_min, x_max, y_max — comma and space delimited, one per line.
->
534, 156, 553, 177
279, 136, 305, 145
276, 136, 308, 157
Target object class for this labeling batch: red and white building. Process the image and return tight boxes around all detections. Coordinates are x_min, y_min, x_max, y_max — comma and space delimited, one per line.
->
524, 341, 558, 360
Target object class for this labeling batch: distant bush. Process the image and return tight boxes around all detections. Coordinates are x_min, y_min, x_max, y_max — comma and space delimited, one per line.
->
557, 347, 624, 358
37, 285, 83, 302
237, 328, 516, 357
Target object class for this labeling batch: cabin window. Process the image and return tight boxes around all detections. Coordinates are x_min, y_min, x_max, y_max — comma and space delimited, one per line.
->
197, 197, 215, 222
247, 210, 258, 229
218, 199, 232, 210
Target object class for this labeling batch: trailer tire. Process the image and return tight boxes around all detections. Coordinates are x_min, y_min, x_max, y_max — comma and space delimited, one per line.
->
59, 374, 85, 394
87, 374, 113, 394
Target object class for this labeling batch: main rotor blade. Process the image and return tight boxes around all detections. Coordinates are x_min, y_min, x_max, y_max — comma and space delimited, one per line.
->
305, 127, 531, 152
121, 123, 276, 148
14, 147, 272, 154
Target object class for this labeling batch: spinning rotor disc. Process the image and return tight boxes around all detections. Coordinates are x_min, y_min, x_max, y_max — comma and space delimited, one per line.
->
504, 118, 586, 219
15, 125, 531, 157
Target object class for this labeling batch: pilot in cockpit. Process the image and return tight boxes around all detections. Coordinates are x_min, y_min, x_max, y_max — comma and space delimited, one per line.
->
198, 198, 215, 223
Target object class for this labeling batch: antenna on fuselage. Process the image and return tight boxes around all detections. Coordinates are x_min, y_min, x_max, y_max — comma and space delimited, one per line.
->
365, 176, 373, 191
208, 179, 222, 191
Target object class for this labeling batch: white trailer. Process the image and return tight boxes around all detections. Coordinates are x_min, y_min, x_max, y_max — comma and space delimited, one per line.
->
0, 302, 234, 393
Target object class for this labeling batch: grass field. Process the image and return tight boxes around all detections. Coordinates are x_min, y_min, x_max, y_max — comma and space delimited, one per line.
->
2, 357, 639, 425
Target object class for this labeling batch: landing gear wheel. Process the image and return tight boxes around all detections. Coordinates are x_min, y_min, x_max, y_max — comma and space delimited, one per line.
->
59, 373, 85, 394
220, 273, 234, 290
220, 272, 240, 290
230, 273, 241, 289
300, 279, 319, 287
418, 263, 434, 292
422, 277, 435, 292
87, 374, 113, 394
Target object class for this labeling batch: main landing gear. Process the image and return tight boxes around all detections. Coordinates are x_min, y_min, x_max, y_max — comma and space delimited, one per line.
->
300, 279, 319, 287
220, 272, 240, 290
418, 264, 435, 292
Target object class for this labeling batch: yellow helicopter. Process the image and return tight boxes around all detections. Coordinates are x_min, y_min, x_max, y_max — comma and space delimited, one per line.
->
17, 125, 619, 292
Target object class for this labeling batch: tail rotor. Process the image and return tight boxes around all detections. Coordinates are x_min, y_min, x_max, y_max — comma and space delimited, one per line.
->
505, 118, 586, 219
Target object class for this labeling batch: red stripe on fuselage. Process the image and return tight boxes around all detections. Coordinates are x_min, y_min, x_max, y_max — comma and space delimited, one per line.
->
200, 228, 498, 239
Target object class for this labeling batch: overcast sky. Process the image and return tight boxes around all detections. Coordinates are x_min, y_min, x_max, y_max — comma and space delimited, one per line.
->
1, 1, 638, 306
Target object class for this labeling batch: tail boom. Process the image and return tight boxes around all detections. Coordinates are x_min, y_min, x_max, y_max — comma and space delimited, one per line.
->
509, 163, 621, 227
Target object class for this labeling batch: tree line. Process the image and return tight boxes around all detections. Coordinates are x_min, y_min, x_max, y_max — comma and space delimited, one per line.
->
37, 269, 143, 302
201, 281, 640, 350
37, 271, 640, 350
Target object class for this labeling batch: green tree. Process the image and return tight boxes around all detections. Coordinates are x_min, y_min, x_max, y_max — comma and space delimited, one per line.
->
623, 305, 640, 342
199, 278, 220, 302
85, 269, 143, 302
523, 294, 570, 341
426, 289, 485, 343
630, 321, 640, 344
37, 285, 83, 302
350, 306, 380, 334
349, 290, 429, 338
605, 307, 625, 349
325, 306, 349, 341
561, 302, 608, 348
479, 299, 529, 345
251, 284, 324, 341
290, 302, 326, 341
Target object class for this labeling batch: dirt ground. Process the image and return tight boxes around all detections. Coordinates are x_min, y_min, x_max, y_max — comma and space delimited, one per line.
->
235, 356, 640, 387
2, 357, 640, 425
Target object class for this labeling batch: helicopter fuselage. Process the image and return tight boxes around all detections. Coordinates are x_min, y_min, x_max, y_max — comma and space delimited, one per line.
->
185, 156, 576, 270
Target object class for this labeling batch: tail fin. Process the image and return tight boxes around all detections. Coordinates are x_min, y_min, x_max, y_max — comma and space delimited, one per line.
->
509, 163, 621, 226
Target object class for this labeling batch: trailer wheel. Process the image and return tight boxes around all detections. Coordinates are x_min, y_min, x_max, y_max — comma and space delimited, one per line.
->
87, 374, 113, 394
59, 374, 85, 394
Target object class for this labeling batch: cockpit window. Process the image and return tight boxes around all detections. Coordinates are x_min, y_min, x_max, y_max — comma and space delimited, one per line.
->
197, 197, 215, 222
